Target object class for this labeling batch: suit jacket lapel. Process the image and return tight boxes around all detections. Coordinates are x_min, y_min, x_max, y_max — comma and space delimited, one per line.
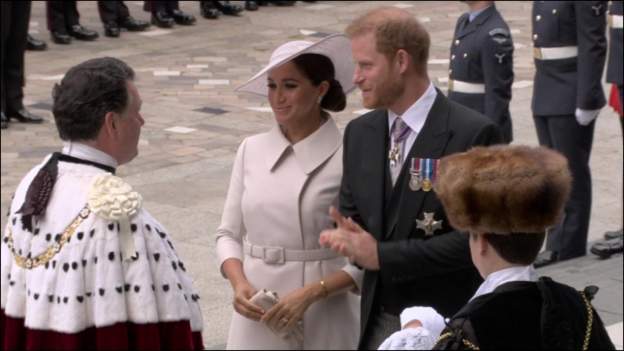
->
360, 110, 388, 241
385, 90, 452, 239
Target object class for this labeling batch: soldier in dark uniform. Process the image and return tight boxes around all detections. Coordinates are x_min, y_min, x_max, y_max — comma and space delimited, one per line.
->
532, 1, 608, 267
448, 1, 514, 143
97, 1, 150, 38
593, 0, 624, 257
46, 1, 99, 44
1, 1, 44, 130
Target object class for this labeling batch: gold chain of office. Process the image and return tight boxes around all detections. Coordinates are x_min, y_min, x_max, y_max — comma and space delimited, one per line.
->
433, 290, 595, 351
5, 205, 90, 269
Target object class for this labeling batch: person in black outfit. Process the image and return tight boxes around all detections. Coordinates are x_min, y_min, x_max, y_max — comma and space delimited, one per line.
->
531, 1, 608, 268
97, 1, 150, 38
319, 7, 501, 349
46, 1, 99, 44
448, 1, 514, 143
145, 1, 196, 28
1, 1, 44, 130
380, 145, 615, 350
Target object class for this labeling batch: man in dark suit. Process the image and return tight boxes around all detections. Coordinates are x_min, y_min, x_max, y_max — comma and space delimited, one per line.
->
448, 1, 514, 143
532, 1, 608, 267
319, 7, 501, 349
1, 1, 44, 130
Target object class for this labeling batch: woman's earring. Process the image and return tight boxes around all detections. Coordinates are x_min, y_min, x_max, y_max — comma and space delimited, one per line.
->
317, 95, 324, 104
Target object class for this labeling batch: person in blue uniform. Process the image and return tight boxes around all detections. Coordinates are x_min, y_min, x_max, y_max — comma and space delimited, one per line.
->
448, 1, 514, 143
531, 1, 608, 267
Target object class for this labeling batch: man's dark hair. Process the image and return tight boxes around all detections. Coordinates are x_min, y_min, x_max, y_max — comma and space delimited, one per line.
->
52, 57, 135, 141
482, 232, 546, 265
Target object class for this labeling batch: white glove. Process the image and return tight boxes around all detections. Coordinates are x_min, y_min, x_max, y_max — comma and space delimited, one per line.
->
378, 327, 436, 350
400, 306, 446, 338
575, 108, 600, 126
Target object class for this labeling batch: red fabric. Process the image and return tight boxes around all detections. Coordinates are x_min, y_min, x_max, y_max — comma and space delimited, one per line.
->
609, 84, 623, 116
1, 308, 203, 351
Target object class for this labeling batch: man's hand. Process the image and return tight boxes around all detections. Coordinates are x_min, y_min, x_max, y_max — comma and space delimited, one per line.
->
319, 206, 380, 270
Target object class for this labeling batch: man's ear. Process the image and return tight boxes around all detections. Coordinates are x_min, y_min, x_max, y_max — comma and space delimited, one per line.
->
103, 111, 118, 137
395, 49, 410, 74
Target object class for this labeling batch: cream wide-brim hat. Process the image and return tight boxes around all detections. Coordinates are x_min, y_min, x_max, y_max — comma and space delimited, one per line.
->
235, 33, 356, 97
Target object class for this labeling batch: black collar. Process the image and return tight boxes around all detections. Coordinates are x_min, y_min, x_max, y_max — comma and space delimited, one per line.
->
56, 152, 116, 174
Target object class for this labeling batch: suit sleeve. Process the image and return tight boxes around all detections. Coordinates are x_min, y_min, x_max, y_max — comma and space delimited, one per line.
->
575, 1, 608, 110
338, 121, 365, 227
481, 27, 513, 129
378, 230, 473, 281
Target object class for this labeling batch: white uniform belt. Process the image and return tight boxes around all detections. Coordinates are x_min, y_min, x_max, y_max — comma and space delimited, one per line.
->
610, 15, 623, 29
533, 46, 578, 60
244, 241, 339, 265
448, 79, 485, 94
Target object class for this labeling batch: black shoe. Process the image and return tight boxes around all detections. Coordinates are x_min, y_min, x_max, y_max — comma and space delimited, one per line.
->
245, 1, 259, 11
68, 25, 99, 41
603, 228, 623, 240
104, 22, 121, 37
119, 16, 150, 31
534, 250, 559, 268
170, 9, 196, 25
7, 109, 44, 124
217, 2, 243, 15
200, 4, 221, 19
151, 11, 175, 28
591, 237, 623, 259
26, 34, 47, 51
51, 31, 72, 44
1, 112, 8, 129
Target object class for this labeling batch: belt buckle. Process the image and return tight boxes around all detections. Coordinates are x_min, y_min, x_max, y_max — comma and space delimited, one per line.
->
608, 15, 613, 28
448, 79, 454, 92
263, 246, 285, 265
533, 47, 542, 60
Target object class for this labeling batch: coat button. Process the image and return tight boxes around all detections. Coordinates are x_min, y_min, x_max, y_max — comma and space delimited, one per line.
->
451, 54, 455, 60
552, 9, 557, 14
533, 33, 538, 40
536, 15, 541, 21
463, 53, 468, 58
455, 39, 460, 45
449, 69, 453, 74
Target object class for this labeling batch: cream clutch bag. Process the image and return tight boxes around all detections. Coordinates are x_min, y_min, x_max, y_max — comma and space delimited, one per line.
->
250, 289, 304, 346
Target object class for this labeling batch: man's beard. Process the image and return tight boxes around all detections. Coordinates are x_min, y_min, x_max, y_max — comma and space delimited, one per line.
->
364, 76, 404, 110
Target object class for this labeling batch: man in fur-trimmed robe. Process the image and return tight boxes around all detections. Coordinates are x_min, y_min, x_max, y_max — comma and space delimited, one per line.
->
376, 145, 615, 350
0, 57, 203, 350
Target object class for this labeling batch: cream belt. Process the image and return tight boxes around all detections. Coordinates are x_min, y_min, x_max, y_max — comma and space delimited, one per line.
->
244, 240, 339, 265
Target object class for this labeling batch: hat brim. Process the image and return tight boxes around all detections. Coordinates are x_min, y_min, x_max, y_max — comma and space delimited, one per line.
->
235, 34, 356, 97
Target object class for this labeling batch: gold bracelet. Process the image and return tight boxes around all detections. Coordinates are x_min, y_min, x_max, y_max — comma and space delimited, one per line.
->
319, 280, 329, 299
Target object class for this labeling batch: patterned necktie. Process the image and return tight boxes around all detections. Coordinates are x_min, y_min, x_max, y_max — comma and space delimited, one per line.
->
389, 117, 411, 185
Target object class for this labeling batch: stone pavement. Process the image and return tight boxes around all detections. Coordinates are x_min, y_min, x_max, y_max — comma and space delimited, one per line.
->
1, 1, 622, 349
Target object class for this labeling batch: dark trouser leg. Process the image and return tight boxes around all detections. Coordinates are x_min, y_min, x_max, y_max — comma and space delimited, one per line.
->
2, 1, 31, 115
64, 1, 80, 28
98, 1, 119, 23
166, 0, 180, 12
534, 114, 595, 260
47, 1, 67, 33
149, 1, 168, 14
361, 310, 400, 350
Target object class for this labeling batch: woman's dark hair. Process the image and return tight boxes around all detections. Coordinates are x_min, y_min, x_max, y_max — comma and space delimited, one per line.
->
291, 53, 347, 112
52, 57, 135, 141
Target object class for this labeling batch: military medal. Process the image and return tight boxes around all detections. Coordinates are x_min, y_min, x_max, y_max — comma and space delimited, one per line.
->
421, 158, 439, 192
409, 158, 422, 191
416, 212, 443, 236
388, 145, 400, 168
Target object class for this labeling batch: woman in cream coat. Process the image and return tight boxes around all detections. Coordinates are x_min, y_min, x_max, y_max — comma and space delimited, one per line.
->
215, 34, 362, 350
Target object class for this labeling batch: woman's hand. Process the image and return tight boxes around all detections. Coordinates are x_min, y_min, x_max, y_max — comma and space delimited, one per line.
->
261, 285, 318, 333
233, 281, 264, 321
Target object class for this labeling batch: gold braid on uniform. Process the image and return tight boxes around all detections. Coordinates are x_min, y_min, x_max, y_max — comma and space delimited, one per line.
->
434, 331, 480, 350
5, 206, 91, 269
580, 291, 594, 351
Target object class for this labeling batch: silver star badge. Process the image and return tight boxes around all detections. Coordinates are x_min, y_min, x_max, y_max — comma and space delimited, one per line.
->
416, 212, 443, 236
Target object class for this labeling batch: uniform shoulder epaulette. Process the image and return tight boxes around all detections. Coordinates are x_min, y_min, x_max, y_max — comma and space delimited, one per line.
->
87, 174, 143, 220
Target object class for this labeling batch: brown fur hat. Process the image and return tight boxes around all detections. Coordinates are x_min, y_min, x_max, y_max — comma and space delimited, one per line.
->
435, 145, 571, 235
